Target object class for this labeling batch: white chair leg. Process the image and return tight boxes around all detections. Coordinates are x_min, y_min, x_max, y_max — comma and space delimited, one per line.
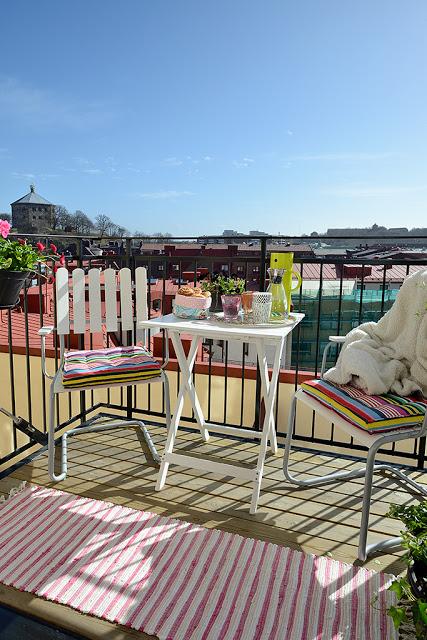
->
283, 391, 427, 562
48, 383, 67, 482
358, 444, 379, 561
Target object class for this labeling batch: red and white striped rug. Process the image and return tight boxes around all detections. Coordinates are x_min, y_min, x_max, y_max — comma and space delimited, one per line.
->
0, 485, 396, 639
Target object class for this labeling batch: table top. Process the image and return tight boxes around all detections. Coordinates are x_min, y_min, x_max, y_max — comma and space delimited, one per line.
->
140, 312, 304, 343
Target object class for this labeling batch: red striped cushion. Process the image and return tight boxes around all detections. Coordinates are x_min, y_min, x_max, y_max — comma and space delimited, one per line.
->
301, 379, 426, 433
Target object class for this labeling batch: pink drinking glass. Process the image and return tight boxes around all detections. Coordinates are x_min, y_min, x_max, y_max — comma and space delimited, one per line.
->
221, 294, 242, 322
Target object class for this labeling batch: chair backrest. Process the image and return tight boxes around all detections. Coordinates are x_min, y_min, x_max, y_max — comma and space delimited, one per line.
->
55, 266, 148, 337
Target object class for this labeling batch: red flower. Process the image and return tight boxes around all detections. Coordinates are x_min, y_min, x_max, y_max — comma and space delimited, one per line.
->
59, 254, 66, 266
50, 243, 58, 254
18, 238, 26, 245
36, 242, 45, 252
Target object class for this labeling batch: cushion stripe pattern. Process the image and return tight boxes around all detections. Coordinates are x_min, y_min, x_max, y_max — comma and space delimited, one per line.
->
301, 379, 426, 433
63, 346, 161, 388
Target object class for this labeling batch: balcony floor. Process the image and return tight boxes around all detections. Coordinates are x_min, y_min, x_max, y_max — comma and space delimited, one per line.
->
1, 423, 426, 639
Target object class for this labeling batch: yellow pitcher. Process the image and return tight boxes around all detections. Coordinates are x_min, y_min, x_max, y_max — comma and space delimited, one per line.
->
269, 252, 302, 311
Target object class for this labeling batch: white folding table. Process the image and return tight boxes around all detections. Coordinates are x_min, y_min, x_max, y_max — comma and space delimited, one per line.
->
140, 312, 304, 513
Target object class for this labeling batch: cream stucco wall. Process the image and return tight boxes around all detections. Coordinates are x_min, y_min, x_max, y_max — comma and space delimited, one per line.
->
0, 352, 418, 474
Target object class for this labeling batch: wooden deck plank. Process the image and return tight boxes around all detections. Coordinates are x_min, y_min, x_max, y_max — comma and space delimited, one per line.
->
32, 447, 408, 535
60, 427, 427, 509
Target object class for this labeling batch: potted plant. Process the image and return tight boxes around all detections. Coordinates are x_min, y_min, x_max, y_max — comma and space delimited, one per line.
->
0, 219, 65, 308
215, 275, 245, 321
201, 275, 246, 318
385, 501, 427, 639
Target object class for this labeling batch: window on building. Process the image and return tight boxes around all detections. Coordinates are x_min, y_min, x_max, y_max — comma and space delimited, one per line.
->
221, 264, 229, 271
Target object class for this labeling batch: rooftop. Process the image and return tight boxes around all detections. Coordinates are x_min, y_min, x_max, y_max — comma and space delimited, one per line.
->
11, 184, 53, 206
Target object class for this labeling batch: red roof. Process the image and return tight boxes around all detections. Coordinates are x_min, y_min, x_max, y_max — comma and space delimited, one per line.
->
2, 264, 425, 357
292, 262, 425, 282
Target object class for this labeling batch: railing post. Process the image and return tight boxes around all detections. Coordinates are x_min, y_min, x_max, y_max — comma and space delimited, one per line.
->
254, 237, 269, 429
417, 436, 426, 470
125, 236, 133, 419
76, 239, 86, 422
258, 237, 268, 291
125, 237, 132, 269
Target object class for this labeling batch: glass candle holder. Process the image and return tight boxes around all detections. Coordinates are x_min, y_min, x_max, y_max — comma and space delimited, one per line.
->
221, 294, 242, 322
241, 291, 254, 323
252, 292, 272, 324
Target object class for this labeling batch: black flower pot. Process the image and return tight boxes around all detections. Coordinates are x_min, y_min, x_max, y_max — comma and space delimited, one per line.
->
0, 270, 30, 309
407, 559, 427, 600
211, 291, 223, 313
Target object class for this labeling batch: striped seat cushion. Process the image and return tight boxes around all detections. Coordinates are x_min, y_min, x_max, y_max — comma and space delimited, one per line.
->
63, 346, 161, 388
301, 379, 427, 434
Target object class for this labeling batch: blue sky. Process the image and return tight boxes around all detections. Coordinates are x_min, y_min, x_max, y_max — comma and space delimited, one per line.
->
0, 1, 426, 236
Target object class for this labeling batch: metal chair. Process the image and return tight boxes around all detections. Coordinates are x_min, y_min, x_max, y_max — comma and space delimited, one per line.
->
283, 336, 427, 562
39, 266, 171, 482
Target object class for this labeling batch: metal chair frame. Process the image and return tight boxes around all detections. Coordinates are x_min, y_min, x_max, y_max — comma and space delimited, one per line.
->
283, 336, 427, 561
40, 266, 171, 482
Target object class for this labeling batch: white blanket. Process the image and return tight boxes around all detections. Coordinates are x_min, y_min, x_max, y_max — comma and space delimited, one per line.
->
324, 269, 427, 396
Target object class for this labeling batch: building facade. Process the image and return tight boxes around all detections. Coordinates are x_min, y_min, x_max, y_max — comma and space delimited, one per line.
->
11, 185, 55, 233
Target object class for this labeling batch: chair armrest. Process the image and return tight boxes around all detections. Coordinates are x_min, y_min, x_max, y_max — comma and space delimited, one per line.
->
39, 326, 56, 379
320, 336, 346, 378
38, 325, 55, 337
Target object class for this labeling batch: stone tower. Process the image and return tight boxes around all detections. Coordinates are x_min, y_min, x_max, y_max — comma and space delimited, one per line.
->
11, 185, 55, 233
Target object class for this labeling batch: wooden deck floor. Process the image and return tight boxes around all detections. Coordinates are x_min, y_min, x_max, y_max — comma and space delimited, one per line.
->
1, 423, 426, 639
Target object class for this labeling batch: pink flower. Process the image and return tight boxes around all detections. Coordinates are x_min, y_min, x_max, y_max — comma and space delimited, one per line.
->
36, 242, 45, 252
0, 219, 11, 239
18, 238, 26, 245
59, 254, 66, 266
50, 243, 58, 254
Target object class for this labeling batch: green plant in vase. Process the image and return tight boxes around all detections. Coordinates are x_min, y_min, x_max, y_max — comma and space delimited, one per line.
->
201, 275, 245, 315
385, 501, 427, 638
212, 276, 246, 321
215, 275, 245, 296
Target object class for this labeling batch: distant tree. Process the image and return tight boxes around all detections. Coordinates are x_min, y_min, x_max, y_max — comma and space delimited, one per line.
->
310, 231, 319, 237
106, 220, 119, 236
115, 226, 129, 237
53, 205, 73, 231
95, 214, 113, 237
72, 210, 94, 235
0, 213, 11, 223
134, 230, 148, 237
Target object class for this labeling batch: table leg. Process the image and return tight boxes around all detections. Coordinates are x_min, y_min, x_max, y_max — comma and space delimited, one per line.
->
156, 334, 208, 492
170, 333, 210, 442
255, 342, 278, 455
250, 339, 284, 514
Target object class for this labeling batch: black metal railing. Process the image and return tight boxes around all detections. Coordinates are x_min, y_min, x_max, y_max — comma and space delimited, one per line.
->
1, 233, 426, 471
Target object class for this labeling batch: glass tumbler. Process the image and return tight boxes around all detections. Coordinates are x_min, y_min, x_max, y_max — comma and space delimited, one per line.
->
241, 291, 254, 323
221, 294, 242, 322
